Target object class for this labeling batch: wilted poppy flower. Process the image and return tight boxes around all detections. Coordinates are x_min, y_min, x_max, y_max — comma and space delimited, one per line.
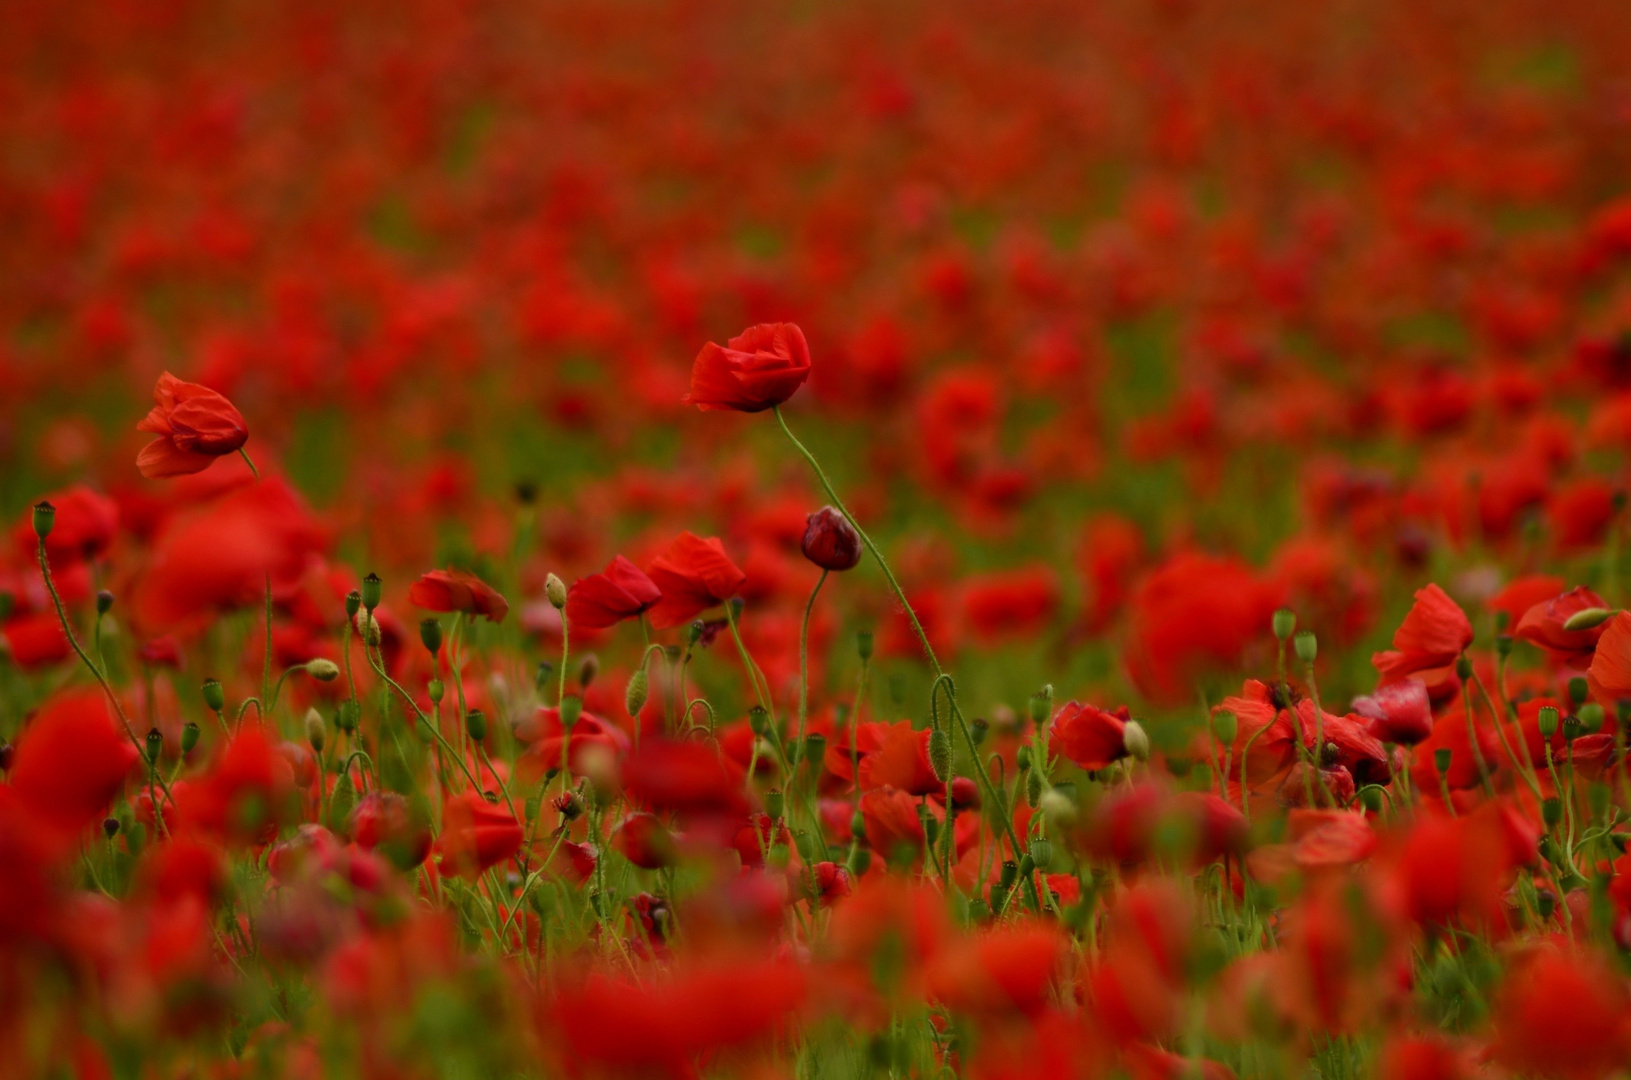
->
1049, 701, 1130, 771
437, 791, 523, 878
801, 506, 862, 571
1514, 585, 1611, 666
565, 555, 661, 629
408, 568, 508, 623
683, 322, 811, 412
136, 371, 249, 478
1372, 584, 1472, 686
645, 532, 746, 629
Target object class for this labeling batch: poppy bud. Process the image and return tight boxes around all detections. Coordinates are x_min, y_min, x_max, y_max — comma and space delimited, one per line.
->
1294, 630, 1318, 664
362, 614, 381, 647
1496, 633, 1513, 659
428, 679, 445, 704
1359, 786, 1382, 813
850, 809, 866, 840
420, 618, 442, 656
1016, 744, 1032, 770
337, 700, 359, 733
1123, 719, 1150, 762
181, 722, 200, 755
1040, 787, 1077, 826
1563, 607, 1617, 632
466, 709, 487, 742
1569, 677, 1589, 707
31, 501, 54, 541
1538, 706, 1560, 738
1018, 853, 1036, 877
202, 678, 225, 713
1029, 837, 1054, 868
305, 707, 326, 753
687, 621, 705, 647
801, 507, 862, 571
1579, 702, 1605, 733
559, 695, 583, 730
361, 573, 383, 612
970, 717, 989, 745
145, 727, 163, 766
1272, 608, 1296, 640
1434, 747, 1453, 775
1028, 685, 1053, 726
1543, 796, 1563, 828
1454, 655, 1473, 680
766, 789, 785, 820
305, 659, 340, 682
1026, 768, 1043, 807
748, 705, 770, 736
856, 630, 874, 662
625, 667, 649, 717
102, 817, 120, 839
96, 590, 114, 615
1212, 709, 1238, 745
929, 728, 954, 783
578, 654, 598, 690
545, 573, 567, 610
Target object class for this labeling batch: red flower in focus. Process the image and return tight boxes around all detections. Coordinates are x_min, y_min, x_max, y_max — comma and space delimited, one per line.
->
801, 506, 862, 571
1587, 611, 1631, 708
1491, 948, 1631, 1080
682, 322, 811, 412
645, 532, 746, 629
136, 371, 249, 478
437, 791, 523, 879
408, 568, 509, 623
9, 688, 139, 839
1514, 585, 1611, 666
15, 486, 118, 564
565, 555, 661, 629
1049, 701, 1130, 771
1372, 584, 1472, 687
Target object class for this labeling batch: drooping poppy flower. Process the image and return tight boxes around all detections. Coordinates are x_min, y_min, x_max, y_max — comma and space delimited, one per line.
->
801, 506, 862, 571
136, 371, 249, 478
682, 322, 811, 412
1372, 584, 1473, 687
15, 486, 118, 564
1351, 678, 1433, 745
565, 555, 661, 629
644, 532, 746, 629
1048, 701, 1130, 771
408, 568, 508, 623
437, 791, 523, 879
8, 688, 139, 838
1514, 585, 1611, 666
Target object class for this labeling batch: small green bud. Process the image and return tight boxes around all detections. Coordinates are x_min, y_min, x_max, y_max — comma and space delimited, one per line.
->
1359, 786, 1382, 814
96, 590, 114, 616
180, 722, 200, 755
856, 630, 874, 662
766, 789, 785, 820
625, 667, 650, 717
1122, 719, 1150, 762
1018, 853, 1036, 877
1028, 685, 1053, 726
145, 727, 163, 766
202, 678, 225, 713
1272, 608, 1296, 641
337, 699, 360, 733
428, 679, 445, 704
545, 573, 567, 610
466, 708, 487, 742
1293, 630, 1317, 664
361, 573, 382, 612
305, 707, 326, 753
31, 501, 54, 541
305, 658, 340, 682
1496, 634, 1513, 659
1454, 655, 1473, 680
1016, 744, 1032, 771
1433, 747, 1453, 775
850, 810, 867, 841
1569, 677, 1589, 707
1538, 706, 1560, 738
688, 621, 705, 647
1563, 607, 1616, 632
804, 733, 827, 770
967, 898, 992, 923
559, 695, 583, 730
1579, 702, 1605, 733
420, 618, 442, 656
1212, 709, 1238, 745
928, 728, 954, 783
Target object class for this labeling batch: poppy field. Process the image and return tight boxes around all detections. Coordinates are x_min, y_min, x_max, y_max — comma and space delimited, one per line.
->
10, 0, 1631, 1076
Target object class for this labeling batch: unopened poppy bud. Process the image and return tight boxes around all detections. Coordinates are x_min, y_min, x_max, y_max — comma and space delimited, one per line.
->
1496, 633, 1513, 659
466, 709, 487, 742
1029, 837, 1054, 869
428, 679, 445, 704
31, 501, 54, 541
856, 630, 874, 662
420, 618, 442, 656
545, 573, 567, 610
337, 700, 359, 733
305, 658, 340, 682
850, 809, 866, 840
1564, 607, 1617, 632
1293, 630, 1317, 664
1454, 655, 1473, 680
145, 727, 163, 766
96, 590, 114, 615
687, 621, 705, 647
1026, 768, 1044, 807
1212, 709, 1238, 745
1018, 853, 1036, 877
928, 728, 954, 782
559, 695, 583, 730
1359, 786, 1382, 813
1028, 685, 1053, 726
1538, 706, 1560, 738
578, 654, 598, 690
1123, 719, 1150, 762
1016, 744, 1032, 771
766, 789, 785, 820
202, 678, 225, 713
345, 590, 361, 618
1569, 677, 1589, 707
1434, 747, 1453, 775
1272, 608, 1296, 641
970, 717, 989, 745
362, 614, 381, 647
361, 573, 382, 612
625, 667, 649, 717
1543, 796, 1563, 828
305, 708, 326, 753
748, 705, 770, 736
102, 817, 120, 839
1579, 702, 1605, 733
181, 722, 200, 755
801, 506, 862, 571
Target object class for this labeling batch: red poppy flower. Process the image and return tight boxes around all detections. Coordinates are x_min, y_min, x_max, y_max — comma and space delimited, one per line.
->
2, 611, 71, 670
1124, 553, 1284, 706
1351, 678, 1433, 745
857, 721, 942, 796
644, 532, 746, 629
1213, 680, 1300, 790
8, 688, 139, 838
408, 568, 508, 623
925, 920, 1066, 1018
1372, 584, 1473, 685
565, 555, 661, 629
613, 812, 676, 869
682, 322, 811, 412
15, 486, 118, 564
349, 792, 432, 871
620, 737, 749, 818
1491, 948, 1631, 1080
1514, 585, 1611, 666
436, 791, 523, 879
136, 371, 249, 479
1587, 611, 1631, 707
1049, 701, 1130, 771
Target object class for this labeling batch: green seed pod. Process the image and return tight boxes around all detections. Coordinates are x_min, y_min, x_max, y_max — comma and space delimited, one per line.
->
361, 573, 383, 612
180, 722, 200, 756
1293, 630, 1317, 664
1496, 633, 1514, 659
748, 705, 770, 736
1018, 853, 1036, 877
1578, 702, 1605, 734
420, 618, 443, 656
429, 679, 446, 704
1016, 744, 1032, 771
1272, 608, 1296, 641
1029, 837, 1054, 869
345, 590, 362, 618
1028, 685, 1053, 726
1538, 706, 1560, 738
999, 860, 1019, 888
1569, 677, 1589, 708
804, 733, 827, 770
928, 728, 954, 783
856, 630, 874, 662
1359, 786, 1382, 814
970, 717, 989, 745
31, 501, 54, 541
1212, 709, 1238, 745
559, 695, 583, 730
201, 678, 225, 713
144, 727, 163, 766
625, 667, 650, 718
1542, 796, 1563, 829
765, 789, 785, 821
466, 708, 487, 742
1434, 747, 1453, 775
1454, 655, 1473, 680
967, 898, 992, 923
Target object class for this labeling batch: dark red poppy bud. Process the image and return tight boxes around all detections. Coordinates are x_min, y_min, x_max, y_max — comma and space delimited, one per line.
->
801, 507, 862, 571
95, 590, 114, 615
